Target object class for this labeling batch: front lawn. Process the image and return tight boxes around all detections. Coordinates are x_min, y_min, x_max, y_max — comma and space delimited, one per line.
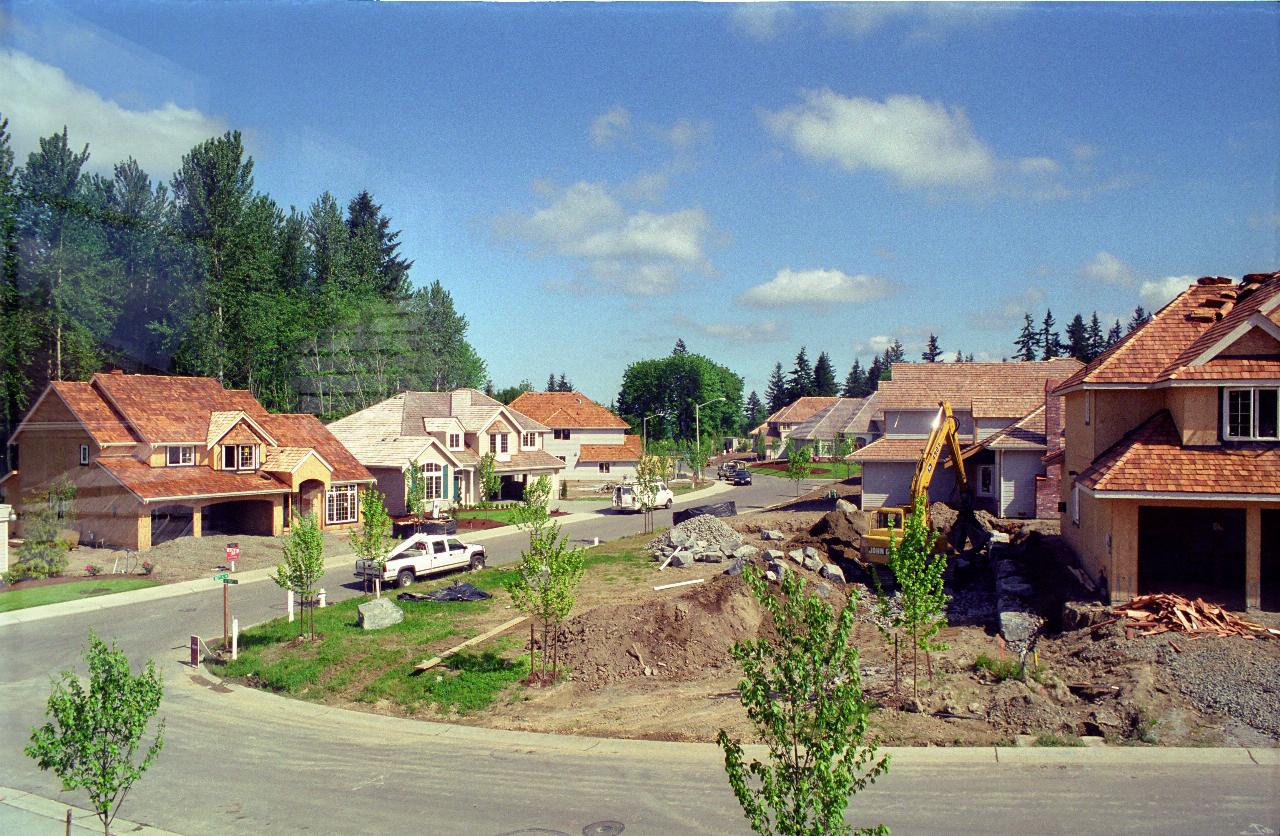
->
212, 532, 655, 716
0, 577, 159, 613
746, 461, 860, 480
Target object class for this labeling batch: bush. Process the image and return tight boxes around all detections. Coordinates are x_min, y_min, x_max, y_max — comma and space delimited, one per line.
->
1033, 731, 1084, 748
975, 653, 1046, 684
84, 564, 101, 577
12, 477, 77, 581
139, 561, 155, 576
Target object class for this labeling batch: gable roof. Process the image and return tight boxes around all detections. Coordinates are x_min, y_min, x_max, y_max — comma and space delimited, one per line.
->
970, 405, 1047, 452
874, 359, 1082, 415
258, 413, 373, 483
1055, 272, 1280, 391
206, 410, 278, 449
578, 435, 644, 462
509, 392, 629, 429
91, 372, 265, 443
1078, 410, 1280, 496
752, 397, 840, 436
14, 381, 137, 446
788, 398, 867, 441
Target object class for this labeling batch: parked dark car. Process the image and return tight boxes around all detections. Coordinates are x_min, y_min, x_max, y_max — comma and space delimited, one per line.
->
729, 468, 752, 486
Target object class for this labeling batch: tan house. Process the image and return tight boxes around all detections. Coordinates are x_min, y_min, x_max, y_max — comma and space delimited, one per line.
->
326, 389, 565, 514
508, 391, 641, 487
751, 396, 839, 458
1055, 272, 1280, 611
0, 372, 374, 550
786, 395, 877, 458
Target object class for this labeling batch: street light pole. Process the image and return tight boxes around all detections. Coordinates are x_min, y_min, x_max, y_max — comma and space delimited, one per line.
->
693, 397, 727, 484
643, 411, 670, 454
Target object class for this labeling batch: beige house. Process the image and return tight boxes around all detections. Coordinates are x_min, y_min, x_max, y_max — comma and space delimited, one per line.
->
1056, 273, 1280, 611
508, 391, 641, 487
327, 389, 565, 514
750, 396, 839, 458
0, 372, 374, 550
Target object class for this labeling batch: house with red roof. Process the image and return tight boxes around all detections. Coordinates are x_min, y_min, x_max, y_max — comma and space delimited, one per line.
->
1054, 272, 1280, 611
508, 391, 640, 488
0, 371, 374, 551
851, 359, 1082, 518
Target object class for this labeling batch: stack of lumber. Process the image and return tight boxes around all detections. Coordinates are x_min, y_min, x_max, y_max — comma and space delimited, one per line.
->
1115, 593, 1272, 639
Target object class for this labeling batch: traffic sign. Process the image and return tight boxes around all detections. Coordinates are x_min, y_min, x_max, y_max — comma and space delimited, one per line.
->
226, 543, 240, 564
213, 572, 230, 581
222, 578, 239, 585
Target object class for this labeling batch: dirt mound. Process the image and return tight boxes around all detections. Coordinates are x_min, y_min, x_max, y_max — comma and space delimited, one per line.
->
558, 575, 765, 689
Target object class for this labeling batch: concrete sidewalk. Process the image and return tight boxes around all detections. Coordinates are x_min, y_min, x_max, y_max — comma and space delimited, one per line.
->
0, 480, 735, 628
0, 786, 181, 835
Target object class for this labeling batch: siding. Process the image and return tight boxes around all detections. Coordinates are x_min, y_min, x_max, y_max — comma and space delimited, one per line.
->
998, 450, 1041, 518
861, 461, 916, 509
542, 428, 627, 476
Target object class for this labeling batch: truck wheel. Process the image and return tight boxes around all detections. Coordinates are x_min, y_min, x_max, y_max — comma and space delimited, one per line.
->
665, 498, 673, 509
470, 555, 486, 571
397, 569, 415, 589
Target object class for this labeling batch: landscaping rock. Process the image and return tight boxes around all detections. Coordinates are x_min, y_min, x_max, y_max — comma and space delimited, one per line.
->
819, 562, 846, 584
1062, 600, 1110, 630
695, 552, 724, 563
999, 611, 1041, 645
835, 498, 858, 514
669, 528, 691, 548
765, 549, 785, 561
767, 559, 788, 580
814, 581, 833, 599
732, 544, 759, 561
787, 549, 805, 565
669, 552, 695, 569
723, 558, 746, 577
761, 529, 785, 541
802, 555, 822, 572
357, 597, 404, 630
802, 546, 821, 561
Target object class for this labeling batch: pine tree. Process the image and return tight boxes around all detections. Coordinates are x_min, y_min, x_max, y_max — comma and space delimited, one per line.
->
1040, 309, 1061, 360
1106, 319, 1123, 346
788, 346, 815, 400
744, 390, 763, 429
672, 338, 688, 355
556, 373, 571, 392
546, 373, 557, 392
867, 356, 883, 391
842, 359, 867, 398
345, 190, 412, 300
1127, 306, 1151, 332
965, 353, 975, 362
812, 351, 838, 396
1065, 313, 1089, 362
885, 339, 906, 364
1014, 313, 1038, 361
1, 115, 39, 469
765, 362, 788, 413
922, 333, 942, 362
1086, 312, 1104, 360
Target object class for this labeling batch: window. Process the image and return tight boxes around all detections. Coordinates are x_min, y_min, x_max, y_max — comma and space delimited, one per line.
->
1083, 391, 1092, 426
432, 540, 446, 555
326, 484, 358, 524
79, 444, 89, 466
522, 432, 537, 448
223, 444, 256, 470
554, 428, 572, 441
1071, 483, 1080, 526
1225, 387, 1280, 440
447, 538, 464, 551
976, 465, 995, 497
166, 445, 194, 466
448, 433, 462, 449
598, 462, 611, 474
423, 463, 443, 500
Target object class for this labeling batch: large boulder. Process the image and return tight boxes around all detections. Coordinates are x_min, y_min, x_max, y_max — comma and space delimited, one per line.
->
765, 549, 785, 561
761, 529, 785, 541
732, 544, 759, 561
835, 498, 859, 514
723, 557, 746, 577
357, 597, 404, 630
669, 552, 695, 569
819, 562, 846, 584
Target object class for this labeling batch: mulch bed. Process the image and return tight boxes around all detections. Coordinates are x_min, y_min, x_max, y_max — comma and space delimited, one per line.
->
0, 573, 148, 593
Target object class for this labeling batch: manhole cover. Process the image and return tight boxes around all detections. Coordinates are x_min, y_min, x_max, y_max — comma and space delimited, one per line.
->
583, 823, 624, 836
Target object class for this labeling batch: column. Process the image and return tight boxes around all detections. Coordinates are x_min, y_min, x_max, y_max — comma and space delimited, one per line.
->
1246, 505, 1261, 611
0, 504, 11, 575
191, 504, 203, 538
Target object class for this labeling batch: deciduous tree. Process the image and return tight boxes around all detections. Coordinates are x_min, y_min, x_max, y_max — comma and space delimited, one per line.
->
272, 512, 326, 639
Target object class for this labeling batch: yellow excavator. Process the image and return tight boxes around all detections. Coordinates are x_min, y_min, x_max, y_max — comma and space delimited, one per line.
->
859, 400, 976, 564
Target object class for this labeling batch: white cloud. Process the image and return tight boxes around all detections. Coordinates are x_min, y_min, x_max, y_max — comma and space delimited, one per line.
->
740, 268, 894, 308
729, 4, 795, 41
856, 335, 896, 355
697, 318, 788, 342
0, 49, 225, 177
495, 180, 713, 296
1016, 156, 1061, 175
1139, 275, 1197, 310
763, 90, 998, 188
664, 118, 712, 150
1082, 251, 1138, 285
825, 3, 1015, 44
590, 105, 631, 146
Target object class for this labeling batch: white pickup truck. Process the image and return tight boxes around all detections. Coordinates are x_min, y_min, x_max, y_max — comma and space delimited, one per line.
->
354, 533, 487, 589
612, 481, 675, 513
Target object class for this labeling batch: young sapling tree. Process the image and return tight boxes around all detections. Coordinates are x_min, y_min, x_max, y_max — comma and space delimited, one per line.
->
785, 440, 813, 496
351, 488, 393, 597
878, 495, 949, 702
272, 512, 327, 639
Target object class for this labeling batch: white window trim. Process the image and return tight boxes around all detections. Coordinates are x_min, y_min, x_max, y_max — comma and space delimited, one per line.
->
598, 462, 611, 474
1071, 483, 1080, 526
422, 463, 443, 501
1083, 391, 1092, 426
79, 444, 89, 466
448, 433, 462, 450
975, 464, 995, 498
325, 484, 359, 524
167, 445, 195, 467
521, 432, 537, 450
1224, 386, 1279, 441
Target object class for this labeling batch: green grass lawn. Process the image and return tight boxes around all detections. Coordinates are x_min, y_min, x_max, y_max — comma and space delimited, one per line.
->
746, 462, 860, 480
0, 577, 158, 613
212, 531, 656, 716
454, 507, 522, 525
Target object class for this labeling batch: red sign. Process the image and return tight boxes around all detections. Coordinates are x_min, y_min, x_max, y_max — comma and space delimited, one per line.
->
226, 543, 240, 564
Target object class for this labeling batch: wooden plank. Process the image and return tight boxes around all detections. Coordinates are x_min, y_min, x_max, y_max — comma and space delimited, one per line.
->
414, 616, 528, 672
653, 578, 705, 592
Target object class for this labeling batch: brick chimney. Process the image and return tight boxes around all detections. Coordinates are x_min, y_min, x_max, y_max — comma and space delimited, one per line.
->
1044, 379, 1064, 454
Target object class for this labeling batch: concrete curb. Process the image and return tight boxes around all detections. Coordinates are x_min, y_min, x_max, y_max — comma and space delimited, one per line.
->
179, 663, 1279, 767
0, 786, 182, 835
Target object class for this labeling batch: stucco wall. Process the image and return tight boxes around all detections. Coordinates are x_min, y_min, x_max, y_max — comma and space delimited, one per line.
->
1167, 386, 1220, 446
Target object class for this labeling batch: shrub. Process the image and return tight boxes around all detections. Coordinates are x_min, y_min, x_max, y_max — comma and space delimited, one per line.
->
975, 653, 1046, 683
84, 564, 101, 577
12, 476, 77, 581
139, 561, 155, 576
1033, 731, 1084, 748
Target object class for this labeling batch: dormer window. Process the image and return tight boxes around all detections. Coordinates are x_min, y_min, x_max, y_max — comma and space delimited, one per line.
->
166, 445, 195, 466
1225, 387, 1279, 440
222, 444, 258, 470
448, 433, 462, 450
489, 433, 509, 454
522, 432, 537, 449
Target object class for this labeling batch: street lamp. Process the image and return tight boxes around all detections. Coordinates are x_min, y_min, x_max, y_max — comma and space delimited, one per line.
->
693, 397, 727, 483
642, 411, 670, 454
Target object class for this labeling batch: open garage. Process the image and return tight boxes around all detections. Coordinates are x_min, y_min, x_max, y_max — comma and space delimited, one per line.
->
1138, 506, 1247, 611
203, 499, 276, 537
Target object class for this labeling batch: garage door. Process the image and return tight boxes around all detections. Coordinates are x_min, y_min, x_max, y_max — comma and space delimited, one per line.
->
1138, 506, 1246, 610
1263, 510, 1280, 611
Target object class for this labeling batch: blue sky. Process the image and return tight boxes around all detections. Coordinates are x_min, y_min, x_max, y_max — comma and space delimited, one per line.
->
2, 2, 1277, 404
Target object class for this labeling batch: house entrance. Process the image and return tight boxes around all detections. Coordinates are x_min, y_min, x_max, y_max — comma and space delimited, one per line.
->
1138, 506, 1246, 610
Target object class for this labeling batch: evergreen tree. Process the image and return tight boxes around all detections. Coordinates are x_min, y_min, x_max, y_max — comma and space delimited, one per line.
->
812, 351, 838, 396
1014, 313, 1038, 361
953, 350, 963, 363
765, 362, 788, 413
672, 338, 688, 355
885, 339, 906, 364
1127, 306, 1151, 332
965, 353, 975, 362
556, 372, 571, 392
1086, 312, 1104, 360
404, 280, 486, 392
922, 333, 942, 362
547, 373, 557, 392
842, 358, 867, 398
0, 114, 38, 472
1065, 313, 1089, 362
787, 346, 815, 400
866, 356, 883, 391
1040, 309, 1061, 359
345, 190, 412, 300
1106, 319, 1124, 346
744, 390, 763, 429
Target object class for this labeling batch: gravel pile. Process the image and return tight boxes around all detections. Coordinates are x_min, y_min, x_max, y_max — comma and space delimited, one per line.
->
649, 515, 744, 565
1168, 638, 1280, 737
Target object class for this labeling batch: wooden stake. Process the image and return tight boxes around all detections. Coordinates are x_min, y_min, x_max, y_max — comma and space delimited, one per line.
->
653, 578, 705, 591
415, 616, 528, 672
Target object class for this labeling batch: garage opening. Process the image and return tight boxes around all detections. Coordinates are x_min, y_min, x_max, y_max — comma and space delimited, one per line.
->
204, 499, 275, 537
1138, 506, 1246, 611
1262, 510, 1280, 612
150, 504, 194, 546
498, 475, 526, 502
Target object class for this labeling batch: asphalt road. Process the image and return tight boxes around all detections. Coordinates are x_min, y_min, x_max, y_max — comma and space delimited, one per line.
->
1, 472, 1276, 835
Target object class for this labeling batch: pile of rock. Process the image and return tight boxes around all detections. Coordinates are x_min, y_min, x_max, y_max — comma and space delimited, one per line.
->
649, 515, 750, 566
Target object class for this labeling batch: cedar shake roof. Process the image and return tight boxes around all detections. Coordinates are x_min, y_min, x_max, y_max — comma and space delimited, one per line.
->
850, 437, 929, 462
259, 413, 373, 483
493, 449, 568, 472
973, 406, 1047, 452
844, 392, 882, 436
1078, 410, 1280, 495
260, 447, 327, 473
752, 397, 840, 436
92, 372, 264, 443
1055, 272, 1280, 390
578, 435, 643, 462
874, 359, 1082, 415
98, 458, 290, 502
789, 398, 867, 442
509, 392, 629, 429
49, 381, 135, 445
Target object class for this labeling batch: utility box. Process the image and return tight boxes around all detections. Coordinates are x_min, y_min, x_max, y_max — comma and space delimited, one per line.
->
0, 504, 12, 575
